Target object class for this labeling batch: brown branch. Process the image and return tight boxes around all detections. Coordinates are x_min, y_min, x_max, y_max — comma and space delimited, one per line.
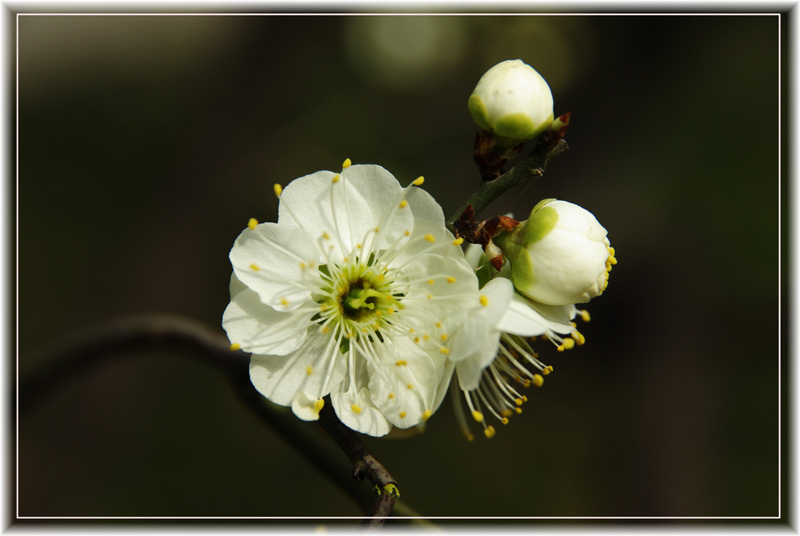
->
318, 403, 399, 527
446, 127, 570, 231
18, 313, 424, 526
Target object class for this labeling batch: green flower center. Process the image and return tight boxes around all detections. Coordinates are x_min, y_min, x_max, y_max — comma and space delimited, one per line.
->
316, 259, 406, 343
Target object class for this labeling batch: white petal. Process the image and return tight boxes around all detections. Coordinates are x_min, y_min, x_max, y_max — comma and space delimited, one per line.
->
291, 391, 325, 421
331, 387, 392, 437
464, 243, 485, 269
249, 332, 347, 407
230, 222, 318, 311
368, 336, 439, 429
498, 294, 576, 336
229, 272, 247, 298
402, 253, 479, 334
222, 286, 308, 356
278, 165, 412, 255
448, 277, 512, 363
456, 355, 488, 392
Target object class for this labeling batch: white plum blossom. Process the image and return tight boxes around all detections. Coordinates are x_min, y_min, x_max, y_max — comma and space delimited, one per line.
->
446, 245, 589, 440
495, 199, 617, 306
468, 59, 555, 141
223, 161, 478, 437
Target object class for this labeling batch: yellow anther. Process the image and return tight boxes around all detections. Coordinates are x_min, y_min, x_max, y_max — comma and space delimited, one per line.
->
440, 334, 448, 341
532, 374, 544, 387
501, 417, 509, 425
446, 277, 456, 284
322, 232, 330, 240
250, 263, 260, 271
557, 338, 576, 352
273, 183, 283, 197
452, 237, 464, 246
427, 293, 433, 299
387, 307, 395, 314
320, 304, 329, 312
407, 383, 413, 390
578, 309, 591, 322
313, 399, 325, 413
413, 337, 420, 343
480, 295, 489, 307
522, 395, 528, 402
322, 326, 330, 334
427, 279, 435, 285
435, 322, 442, 328
471, 411, 484, 423
376, 274, 384, 282
484, 426, 496, 439
299, 262, 307, 270
399, 199, 408, 209
501, 409, 513, 418
332, 174, 340, 183
351, 403, 362, 414
374, 227, 380, 233
422, 410, 432, 421
466, 433, 475, 442
229, 343, 241, 351
305, 365, 313, 376
424, 234, 436, 243
399, 411, 407, 418
439, 347, 450, 354
408, 328, 414, 334
412, 176, 425, 186
247, 217, 258, 230
542, 365, 553, 375
342, 158, 352, 169
281, 298, 289, 306
396, 360, 407, 366
515, 398, 523, 406
388, 393, 395, 399
383, 483, 400, 498
515, 407, 523, 414
572, 330, 586, 346
356, 244, 362, 249
522, 379, 532, 388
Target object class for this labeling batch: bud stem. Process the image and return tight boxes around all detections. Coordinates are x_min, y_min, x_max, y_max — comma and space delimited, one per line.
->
447, 133, 568, 230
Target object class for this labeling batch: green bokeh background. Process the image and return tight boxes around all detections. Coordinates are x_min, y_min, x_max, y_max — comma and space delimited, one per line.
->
17, 12, 783, 521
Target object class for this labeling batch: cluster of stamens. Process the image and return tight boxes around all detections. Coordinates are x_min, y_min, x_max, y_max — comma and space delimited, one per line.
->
454, 308, 591, 441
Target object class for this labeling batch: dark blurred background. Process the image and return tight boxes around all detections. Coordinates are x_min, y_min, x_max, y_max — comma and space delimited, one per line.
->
17, 12, 782, 520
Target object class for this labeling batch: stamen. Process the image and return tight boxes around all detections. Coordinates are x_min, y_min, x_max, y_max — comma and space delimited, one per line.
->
247, 218, 258, 230
273, 183, 282, 197
342, 158, 352, 169
230, 343, 241, 351
480, 295, 489, 307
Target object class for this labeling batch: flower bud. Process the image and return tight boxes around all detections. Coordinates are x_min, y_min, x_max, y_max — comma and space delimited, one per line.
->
468, 59, 554, 141
494, 199, 616, 305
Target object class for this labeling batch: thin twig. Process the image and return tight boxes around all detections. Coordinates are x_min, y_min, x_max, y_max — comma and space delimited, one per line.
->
317, 404, 399, 527
18, 314, 428, 526
446, 136, 568, 230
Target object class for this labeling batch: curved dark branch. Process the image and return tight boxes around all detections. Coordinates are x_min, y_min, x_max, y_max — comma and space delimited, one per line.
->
18, 313, 425, 526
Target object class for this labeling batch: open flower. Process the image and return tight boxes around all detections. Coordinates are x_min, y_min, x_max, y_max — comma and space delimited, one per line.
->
495, 198, 616, 306
223, 162, 478, 437
447, 245, 587, 440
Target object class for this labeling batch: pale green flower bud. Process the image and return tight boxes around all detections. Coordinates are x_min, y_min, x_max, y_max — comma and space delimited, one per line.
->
495, 199, 616, 305
468, 59, 554, 141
